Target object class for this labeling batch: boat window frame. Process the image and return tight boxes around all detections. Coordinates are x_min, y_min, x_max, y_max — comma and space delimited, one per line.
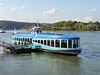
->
38, 40, 40, 43
68, 39, 72, 48
41, 40, 43, 44
21, 38, 22, 41
55, 39, 60, 48
28, 38, 29, 42
25, 38, 27, 42
78, 39, 80, 48
44, 40, 46, 45
73, 39, 78, 48
33, 40, 34, 42
51, 40, 54, 47
17, 38, 18, 41
19, 38, 20, 41
18, 41, 20, 44
35, 40, 37, 42
47, 40, 50, 46
23, 38, 24, 41
61, 39, 67, 48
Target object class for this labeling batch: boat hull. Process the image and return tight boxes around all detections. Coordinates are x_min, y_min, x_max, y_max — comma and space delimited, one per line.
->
43, 49, 81, 55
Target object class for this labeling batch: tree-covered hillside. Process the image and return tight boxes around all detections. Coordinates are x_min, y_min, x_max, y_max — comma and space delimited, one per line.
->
41, 20, 100, 31
0, 20, 48, 30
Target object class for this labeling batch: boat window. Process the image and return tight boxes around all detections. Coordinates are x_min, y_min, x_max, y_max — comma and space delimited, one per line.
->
22, 42, 23, 46
78, 39, 80, 47
61, 40, 67, 48
51, 40, 54, 47
41, 40, 43, 44
25, 38, 26, 41
33, 40, 34, 42
68, 40, 72, 48
73, 39, 78, 48
15, 38, 16, 41
18, 42, 20, 44
17, 38, 18, 41
15, 42, 17, 45
55, 40, 60, 47
23, 38, 24, 41
44, 40, 46, 45
24, 42, 26, 45
47, 40, 50, 46
37, 40, 38, 43
19, 38, 20, 41
21, 38, 22, 41
35, 40, 37, 42
16, 38, 17, 41
38, 40, 40, 43
30, 38, 32, 43
28, 38, 29, 41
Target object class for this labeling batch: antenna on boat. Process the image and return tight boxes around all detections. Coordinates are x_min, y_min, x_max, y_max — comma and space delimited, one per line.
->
37, 20, 39, 27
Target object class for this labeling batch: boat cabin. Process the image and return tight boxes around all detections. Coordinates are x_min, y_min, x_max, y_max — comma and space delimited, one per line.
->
30, 26, 42, 34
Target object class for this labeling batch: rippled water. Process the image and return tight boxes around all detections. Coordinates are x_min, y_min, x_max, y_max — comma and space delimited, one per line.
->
0, 31, 100, 75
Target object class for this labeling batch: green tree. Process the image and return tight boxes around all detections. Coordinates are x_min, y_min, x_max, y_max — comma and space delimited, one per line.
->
21, 26, 29, 29
87, 26, 92, 31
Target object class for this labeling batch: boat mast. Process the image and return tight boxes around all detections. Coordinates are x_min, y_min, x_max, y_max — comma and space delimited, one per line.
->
37, 20, 39, 27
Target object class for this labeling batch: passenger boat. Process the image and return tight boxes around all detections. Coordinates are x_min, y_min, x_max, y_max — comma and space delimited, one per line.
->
12, 25, 82, 55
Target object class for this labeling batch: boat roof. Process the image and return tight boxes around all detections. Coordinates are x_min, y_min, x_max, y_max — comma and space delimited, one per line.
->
12, 33, 80, 39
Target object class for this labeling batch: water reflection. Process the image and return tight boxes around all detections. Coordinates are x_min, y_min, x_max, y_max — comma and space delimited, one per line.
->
0, 46, 82, 75
31, 52, 82, 75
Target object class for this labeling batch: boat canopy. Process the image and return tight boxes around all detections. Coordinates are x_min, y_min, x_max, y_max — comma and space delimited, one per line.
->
12, 33, 80, 39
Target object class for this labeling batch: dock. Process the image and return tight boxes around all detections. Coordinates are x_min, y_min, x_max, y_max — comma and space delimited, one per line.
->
0, 40, 32, 54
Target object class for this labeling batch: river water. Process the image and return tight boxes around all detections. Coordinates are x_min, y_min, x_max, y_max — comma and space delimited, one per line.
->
0, 31, 100, 75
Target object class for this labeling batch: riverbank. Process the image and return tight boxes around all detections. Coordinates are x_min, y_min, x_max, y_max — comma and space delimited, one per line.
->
43, 30, 100, 32
20, 29, 100, 32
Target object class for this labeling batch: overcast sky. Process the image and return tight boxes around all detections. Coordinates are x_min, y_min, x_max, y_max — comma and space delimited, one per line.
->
0, 0, 100, 23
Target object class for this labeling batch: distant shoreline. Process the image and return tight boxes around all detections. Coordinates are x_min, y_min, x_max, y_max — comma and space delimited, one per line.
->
43, 30, 100, 32
20, 29, 100, 32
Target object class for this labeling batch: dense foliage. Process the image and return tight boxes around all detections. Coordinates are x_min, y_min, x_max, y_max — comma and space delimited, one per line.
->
41, 20, 100, 31
0, 20, 100, 31
21, 26, 30, 29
